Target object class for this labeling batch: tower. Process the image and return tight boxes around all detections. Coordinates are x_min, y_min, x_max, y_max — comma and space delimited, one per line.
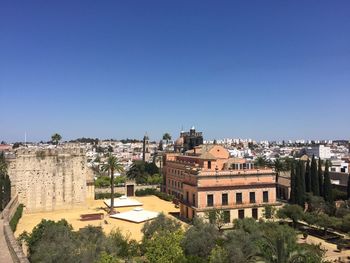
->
142, 133, 149, 161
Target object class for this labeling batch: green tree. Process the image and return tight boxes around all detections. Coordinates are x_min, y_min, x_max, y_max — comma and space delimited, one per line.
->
51, 133, 62, 145
323, 161, 333, 203
162, 133, 172, 144
209, 246, 229, 263
205, 209, 228, 231
181, 218, 219, 259
318, 158, 323, 197
304, 159, 311, 193
296, 160, 305, 207
95, 252, 120, 263
277, 204, 304, 228
255, 156, 271, 168
263, 205, 276, 219
289, 161, 296, 204
141, 213, 181, 241
223, 229, 260, 263
310, 155, 319, 196
145, 230, 185, 263
274, 158, 284, 183
101, 154, 124, 213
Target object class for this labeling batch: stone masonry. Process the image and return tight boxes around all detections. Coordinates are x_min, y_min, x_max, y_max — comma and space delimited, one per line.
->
7, 148, 94, 213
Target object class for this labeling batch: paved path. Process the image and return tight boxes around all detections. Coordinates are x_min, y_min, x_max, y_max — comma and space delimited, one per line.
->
0, 218, 13, 263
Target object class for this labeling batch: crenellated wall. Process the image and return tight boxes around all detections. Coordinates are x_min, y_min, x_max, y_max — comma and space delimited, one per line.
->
7, 148, 94, 213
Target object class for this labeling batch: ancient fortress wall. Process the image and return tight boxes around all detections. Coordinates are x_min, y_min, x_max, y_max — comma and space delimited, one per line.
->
7, 148, 94, 213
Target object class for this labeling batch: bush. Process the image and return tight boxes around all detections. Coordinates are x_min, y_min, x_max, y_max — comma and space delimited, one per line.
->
95, 192, 123, 200
10, 204, 24, 231
135, 188, 174, 202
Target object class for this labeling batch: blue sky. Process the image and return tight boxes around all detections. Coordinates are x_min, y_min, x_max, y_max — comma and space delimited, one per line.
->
1, 1, 350, 142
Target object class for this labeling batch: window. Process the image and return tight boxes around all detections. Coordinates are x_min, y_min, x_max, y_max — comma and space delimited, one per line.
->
238, 209, 245, 219
252, 208, 258, 220
236, 193, 242, 204
250, 192, 256, 203
186, 191, 189, 201
222, 193, 228, 206
223, 210, 230, 223
193, 194, 196, 206
207, 194, 214, 207
208, 161, 212, 169
263, 191, 269, 203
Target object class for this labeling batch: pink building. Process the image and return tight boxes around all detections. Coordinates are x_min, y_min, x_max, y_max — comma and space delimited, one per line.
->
163, 145, 278, 223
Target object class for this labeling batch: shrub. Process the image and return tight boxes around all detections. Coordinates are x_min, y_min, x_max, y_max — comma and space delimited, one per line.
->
10, 204, 24, 231
135, 188, 174, 202
95, 192, 123, 200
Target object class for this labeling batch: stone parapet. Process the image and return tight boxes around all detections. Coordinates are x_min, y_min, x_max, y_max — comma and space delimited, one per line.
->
2, 195, 29, 263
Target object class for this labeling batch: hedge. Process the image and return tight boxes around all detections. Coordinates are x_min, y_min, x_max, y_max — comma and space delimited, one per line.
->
135, 188, 174, 202
95, 192, 123, 200
10, 204, 24, 232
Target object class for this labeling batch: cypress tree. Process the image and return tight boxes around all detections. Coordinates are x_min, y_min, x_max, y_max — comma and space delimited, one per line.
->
298, 161, 306, 206
295, 160, 300, 204
323, 161, 333, 203
290, 161, 296, 204
305, 159, 311, 192
318, 158, 323, 197
310, 155, 319, 196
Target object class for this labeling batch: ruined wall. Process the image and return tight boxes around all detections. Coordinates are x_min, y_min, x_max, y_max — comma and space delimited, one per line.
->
7, 148, 94, 213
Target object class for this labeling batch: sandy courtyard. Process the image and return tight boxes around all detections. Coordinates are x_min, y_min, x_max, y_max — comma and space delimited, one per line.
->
15, 196, 181, 241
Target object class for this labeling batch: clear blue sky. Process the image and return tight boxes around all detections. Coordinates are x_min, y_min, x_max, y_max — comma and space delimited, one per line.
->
1, 1, 350, 142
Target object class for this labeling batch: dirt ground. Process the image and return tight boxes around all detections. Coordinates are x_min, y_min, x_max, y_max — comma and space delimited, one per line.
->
15, 196, 181, 241
298, 234, 350, 262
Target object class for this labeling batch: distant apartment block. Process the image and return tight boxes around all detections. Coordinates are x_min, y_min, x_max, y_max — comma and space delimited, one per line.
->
163, 145, 277, 223
305, 145, 331, 159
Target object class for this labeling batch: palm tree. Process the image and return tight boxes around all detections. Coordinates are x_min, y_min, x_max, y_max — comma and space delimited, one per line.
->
273, 158, 284, 183
162, 133, 171, 144
51, 133, 62, 145
101, 154, 124, 213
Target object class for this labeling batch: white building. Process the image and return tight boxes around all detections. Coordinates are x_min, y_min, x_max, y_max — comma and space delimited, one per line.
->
330, 159, 348, 173
305, 145, 331, 159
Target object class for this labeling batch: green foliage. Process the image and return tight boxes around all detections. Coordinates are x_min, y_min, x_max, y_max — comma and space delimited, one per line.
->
135, 188, 174, 201
263, 205, 276, 219
94, 192, 122, 200
146, 173, 162, 185
323, 161, 333, 203
310, 155, 319, 196
145, 230, 185, 263
208, 245, 229, 263
10, 204, 24, 231
95, 252, 120, 263
101, 154, 124, 213
0, 152, 11, 211
51, 133, 62, 145
205, 209, 228, 231
141, 213, 181, 241
94, 176, 126, 188
318, 158, 324, 197
277, 204, 304, 228
126, 160, 160, 184
254, 155, 271, 168
305, 159, 311, 193
162, 133, 172, 142
181, 218, 219, 259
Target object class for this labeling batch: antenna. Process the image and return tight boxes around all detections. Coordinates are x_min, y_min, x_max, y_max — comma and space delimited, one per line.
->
25, 131, 27, 146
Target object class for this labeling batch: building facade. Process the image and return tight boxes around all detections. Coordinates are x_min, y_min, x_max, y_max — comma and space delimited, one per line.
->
174, 127, 203, 153
7, 148, 95, 212
305, 145, 331, 159
163, 145, 277, 223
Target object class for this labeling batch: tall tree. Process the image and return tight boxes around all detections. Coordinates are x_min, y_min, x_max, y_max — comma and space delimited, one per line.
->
289, 161, 296, 204
304, 159, 311, 193
101, 154, 124, 213
297, 161, 306, 207
318, 158, 323, 197
51, 133, 62, 145
162, 133, 171, 144
274, 158, 284, 183
310, 155, 319, 196
323, 161, 333, 203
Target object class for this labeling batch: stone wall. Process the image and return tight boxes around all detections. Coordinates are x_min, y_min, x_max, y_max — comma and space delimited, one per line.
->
2, 195, 30, 263
7, 148, 94, 213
